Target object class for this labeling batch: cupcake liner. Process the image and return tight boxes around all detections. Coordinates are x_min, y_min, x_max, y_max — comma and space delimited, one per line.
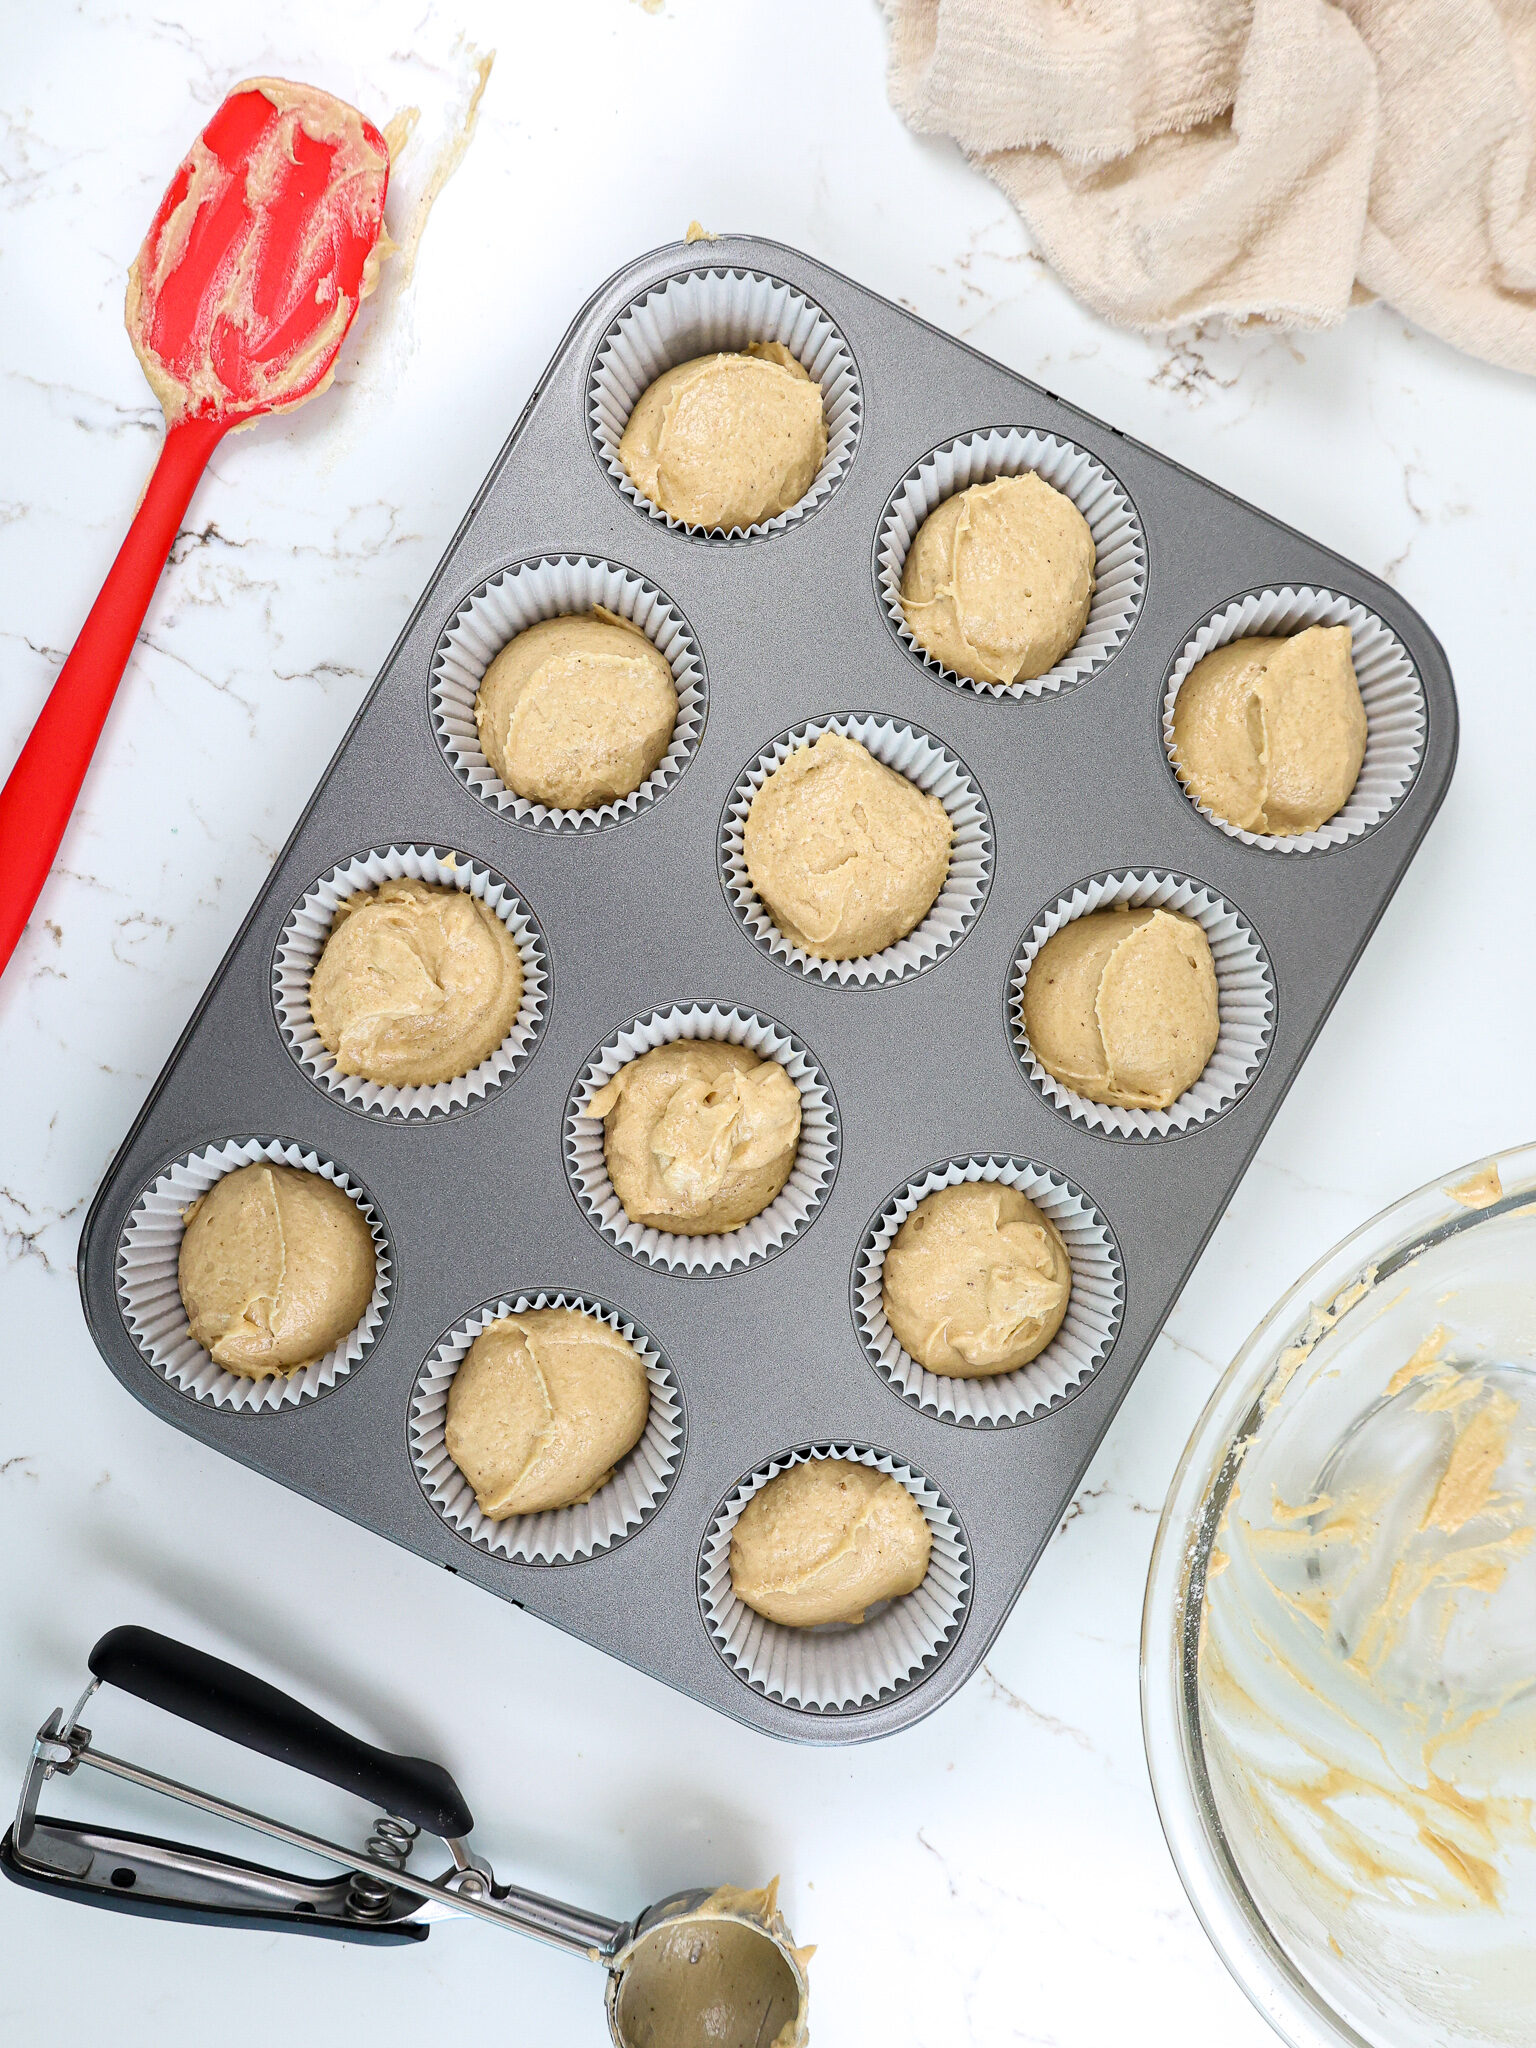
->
430, 556, 707, 831
273, 844, 549, 1121
853, 1157, 1124, 1426
718, 713, 993, 986
1162, 586, 1427, 852
698, 1444, 971, 1713
115, 1138, 392, 1414
563, 1004, 839, 1275
588, 268, 862, 540
1008, 871, 1275, 1140
408, 1292, 683, 1566
876, 428, 1145, 697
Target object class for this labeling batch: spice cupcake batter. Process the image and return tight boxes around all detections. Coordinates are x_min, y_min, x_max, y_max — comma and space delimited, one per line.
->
883, 1182, 1073, 1376
177, 1162, 375, 1377
900, 471, 1095, 686
1172, 624, 1368, 834
474, 608, 678, 812
444, 1306, 649, 1517
730, 1460, 932, 1626
586, 1041, 801, 1236
743, 732, 952, 960
619, 343, 826, 530
1023, 905, 1219, 1110
309, 878, 523, 1088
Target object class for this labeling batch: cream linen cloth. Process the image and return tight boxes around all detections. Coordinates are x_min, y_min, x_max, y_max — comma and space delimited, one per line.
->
883, 0, 1536, 373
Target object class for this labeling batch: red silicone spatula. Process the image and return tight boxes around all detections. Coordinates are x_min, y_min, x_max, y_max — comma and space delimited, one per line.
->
0, 79, 390, 976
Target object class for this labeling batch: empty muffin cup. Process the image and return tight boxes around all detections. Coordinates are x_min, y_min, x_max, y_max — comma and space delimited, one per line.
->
431, 556, 707, 830
1008, 870, 1275, 1140
273, 844, 548, 1121
719, 713, 992, 985
854, 1156, 1124, 1426
409, 1292, 683, 1566
698, 1443, 971, 1713
877, 428, 1145, 697
564, 1004, 839, 1275
116, 1137, 391, 1413
588, 267, 862, 540
1162, 585, 1427, 852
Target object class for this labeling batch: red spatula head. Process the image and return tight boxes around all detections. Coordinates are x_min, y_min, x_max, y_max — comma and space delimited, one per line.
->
126, 78, 390, 427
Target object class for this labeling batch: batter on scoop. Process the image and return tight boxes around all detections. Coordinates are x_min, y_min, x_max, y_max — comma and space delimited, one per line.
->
309, 879, 523, 1088
1172, 624, 1368, 835
882, 1182, 1072, 1376
730, 1460, 932, 1626
618, 343, 827, 531
177, 1162, 375, 1377
900, 471, 1095, 686
585, 1041, 801, 1235
1023, 905, 1219, 1111
444, 1307, 650, 1517
474, 607, 678, 812
744, 731, 952, 961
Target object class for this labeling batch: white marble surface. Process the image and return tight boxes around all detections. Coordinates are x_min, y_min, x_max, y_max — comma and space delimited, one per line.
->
2, 3, 1533, 2042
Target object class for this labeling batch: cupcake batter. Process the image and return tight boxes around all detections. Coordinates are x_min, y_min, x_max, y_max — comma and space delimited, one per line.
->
882, 1182, 1072, 1376
613, 1881, 811, 2048
474, 608, 678, 811
729, 1459, 932, 1626
309, 878, 523, 1088
1023, 905, 1219, 1111
1172, 624, 1368, 834
586, 1041, 801, 1236
618, 343, 827, 530
444, 1306, 649, 1518
178, 1162, 375, 1377
743, 731, 952, 960
900, 471, 1095, 686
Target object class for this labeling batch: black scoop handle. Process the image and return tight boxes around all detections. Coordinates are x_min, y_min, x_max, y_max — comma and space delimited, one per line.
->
89, 1627, 474, 1841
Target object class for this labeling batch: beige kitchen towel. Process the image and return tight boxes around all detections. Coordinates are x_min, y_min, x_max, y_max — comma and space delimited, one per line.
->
883, 0, 1536, 373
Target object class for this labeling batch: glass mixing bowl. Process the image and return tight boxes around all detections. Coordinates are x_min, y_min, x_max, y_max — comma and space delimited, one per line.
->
1143, 1143, 1536, 2048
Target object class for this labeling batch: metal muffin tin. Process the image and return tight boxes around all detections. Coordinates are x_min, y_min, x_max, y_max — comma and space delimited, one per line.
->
79, 235, 1458, 1743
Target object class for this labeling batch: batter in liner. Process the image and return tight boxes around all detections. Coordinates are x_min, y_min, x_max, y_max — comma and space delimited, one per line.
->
883, 1182, 1072, 1376
585, 1041, 801, 1236
178, 1162, 375, 1377
444, 1306, 649, 1517
309, 878, 523, 1088
619, 343, 826, 530
474, 608, 678, 812
1022, 905, 1219, 1111
900, 471, 1095, 686
729, 1460, 932, 1626
743, 732, 952, 961
1172, 624, 1368, 835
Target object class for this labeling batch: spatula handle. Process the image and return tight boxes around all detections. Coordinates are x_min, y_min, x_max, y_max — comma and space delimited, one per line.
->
89, 1626, 475, 1841
0, 414, 225, 978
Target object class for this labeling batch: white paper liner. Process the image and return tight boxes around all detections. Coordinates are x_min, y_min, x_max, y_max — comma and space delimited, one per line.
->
1008, 871, 1275, 1140
408, 1292, 683, 1566
718, 714, 992, 985
116, 1139, 392, 1414
853, 1157, 1124, 1425
588, 268, 862, 540
563, 1004, 838, 1275
273, 845, 548, 1121
430, 556, 707, 830
1161, 585, 1427, 852
876, 428, 1146, 698
698, 1444, 971, 1713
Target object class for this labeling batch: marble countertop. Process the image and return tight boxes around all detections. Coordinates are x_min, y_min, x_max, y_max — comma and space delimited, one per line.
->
3, 4, 1533, 2042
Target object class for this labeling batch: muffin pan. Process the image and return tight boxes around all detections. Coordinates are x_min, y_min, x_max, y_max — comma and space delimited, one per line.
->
78, 235, 1457, 1744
